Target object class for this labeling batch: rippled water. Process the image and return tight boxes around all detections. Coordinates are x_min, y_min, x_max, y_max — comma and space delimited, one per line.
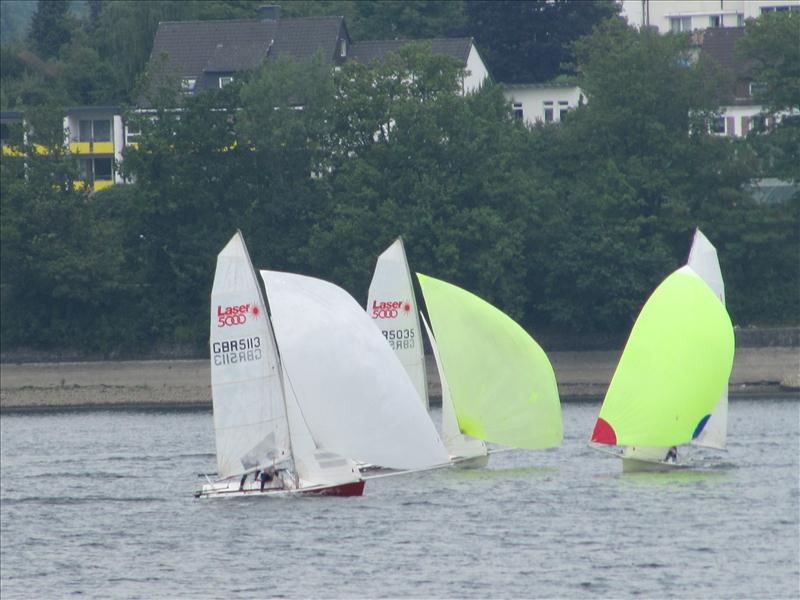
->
1, 399, 798, 599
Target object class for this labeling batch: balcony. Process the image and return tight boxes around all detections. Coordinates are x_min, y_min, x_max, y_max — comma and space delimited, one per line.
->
69, 141, 114, 155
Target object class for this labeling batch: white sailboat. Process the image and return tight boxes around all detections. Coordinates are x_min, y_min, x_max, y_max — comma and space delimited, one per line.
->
260, 269, 450, 472
197, 231, 364, 498
589, 229, 734, 473
367, 237, 488, 466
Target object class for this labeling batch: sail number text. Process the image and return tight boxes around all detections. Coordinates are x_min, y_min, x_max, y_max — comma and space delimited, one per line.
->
212, 336, 262, 365
382, 328, 415, 350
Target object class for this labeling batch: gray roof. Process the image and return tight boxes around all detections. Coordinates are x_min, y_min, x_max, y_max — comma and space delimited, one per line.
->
698, 27, 755, 79
349, 38, 473, 65
149, 16, 348, 92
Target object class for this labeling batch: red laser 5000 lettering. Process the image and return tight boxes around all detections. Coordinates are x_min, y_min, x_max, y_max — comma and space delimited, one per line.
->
372, 300, 412, 319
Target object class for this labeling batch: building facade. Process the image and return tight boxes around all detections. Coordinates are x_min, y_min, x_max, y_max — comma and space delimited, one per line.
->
621, 0, 800, 32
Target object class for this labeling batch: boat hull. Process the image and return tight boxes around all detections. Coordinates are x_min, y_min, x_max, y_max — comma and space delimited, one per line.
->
195, 479, 365, 499
621, 457, 686, 473
451, 453, 490, 469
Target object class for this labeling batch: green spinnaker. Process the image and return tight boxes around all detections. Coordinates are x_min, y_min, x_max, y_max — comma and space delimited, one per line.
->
598, 267, 735, 447
417, 273, 562, 449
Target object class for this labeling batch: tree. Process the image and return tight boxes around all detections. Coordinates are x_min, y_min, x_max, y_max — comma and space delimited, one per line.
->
28, 0, 71, 58
738, 11, 800, 182
529, 19, 758, 332
464, 0, 620, 83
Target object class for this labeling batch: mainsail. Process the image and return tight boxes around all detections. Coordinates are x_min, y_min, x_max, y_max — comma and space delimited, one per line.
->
262, 270, 450, 470
417, 273, 563, 450
688, 229, 728, 450
209, 232, 290, 479
590, 266, 735, 448
367, 237, 429, 409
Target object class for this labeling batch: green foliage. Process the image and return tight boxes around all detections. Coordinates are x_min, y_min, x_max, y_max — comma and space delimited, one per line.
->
0, 5, 797, 356
464, 0, 620, 83
28, 0, 72, 58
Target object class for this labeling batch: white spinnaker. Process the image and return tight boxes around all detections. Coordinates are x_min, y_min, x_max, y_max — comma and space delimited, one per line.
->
688, 228, 728, 450
281, 370, 360, 487
262, 270, 450, 470
367, 238, 429, 409
420, 314, 487, 460
209, 232, 290, 479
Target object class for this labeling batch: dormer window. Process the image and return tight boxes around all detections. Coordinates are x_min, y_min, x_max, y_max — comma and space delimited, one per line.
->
181, 78, 196, 92
219, 76, 234, 88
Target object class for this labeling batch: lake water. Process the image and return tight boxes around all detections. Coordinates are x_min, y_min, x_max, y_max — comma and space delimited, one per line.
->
1, 399, 798, 599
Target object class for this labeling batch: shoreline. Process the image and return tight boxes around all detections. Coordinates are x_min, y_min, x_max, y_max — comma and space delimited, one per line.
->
1, 347, 797, 411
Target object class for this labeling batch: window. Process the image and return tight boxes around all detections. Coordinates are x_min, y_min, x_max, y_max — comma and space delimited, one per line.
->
340, 39, 347, 58
93, 120, 111, 142
558, 101, 569, 122
94, 158, 112, 180
78, 119, 112, 142
219, 76, 233, 88
125, 124, 141, 146
709, 15, 721, 27
737, 14, 745, 26
749, 82, 768, 97
710, 116, 725, 134
79, 158, 93, 181
670, 16, 692, 32
181, 78, 196, 92
512, 102, 523, 120
543, 101, 554, 123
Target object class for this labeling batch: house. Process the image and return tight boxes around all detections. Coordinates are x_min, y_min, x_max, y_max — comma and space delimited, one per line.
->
63, 106, 126, 190
146, 6, 351, 98
621, 0, 800, 33
349, 38, 490, 94
145, 7, 490, 98
502, 81, 584, 126
697, 27, 773, 137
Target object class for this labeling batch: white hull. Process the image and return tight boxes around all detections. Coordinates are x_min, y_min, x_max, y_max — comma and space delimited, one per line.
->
195, 477, 364, 498
451, 453, 490, 469
621, 457, 687, 473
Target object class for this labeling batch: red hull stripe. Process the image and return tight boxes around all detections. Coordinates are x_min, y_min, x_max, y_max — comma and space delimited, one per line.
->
301, 480, 365, 497
591, 418, 617, 445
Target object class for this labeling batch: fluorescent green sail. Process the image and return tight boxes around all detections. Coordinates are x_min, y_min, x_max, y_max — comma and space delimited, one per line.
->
596, 267, 735, 447
417, 273, 562, 449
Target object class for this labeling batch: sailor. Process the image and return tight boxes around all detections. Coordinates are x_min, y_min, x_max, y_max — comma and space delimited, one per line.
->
259, 467, 275, 492
239, 472, 248, 491
665, 446, 678, 462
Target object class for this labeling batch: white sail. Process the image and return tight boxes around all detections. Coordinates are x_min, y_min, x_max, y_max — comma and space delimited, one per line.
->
281, 370, 361, 487
262, 270, 450, 470
420, 314, 487, 461
688, 228, 728, 450
367, 237, 429, 409
209, 232, 290, 479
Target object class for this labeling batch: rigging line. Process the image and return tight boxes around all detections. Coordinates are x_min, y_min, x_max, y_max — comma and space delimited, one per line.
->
281, 365, 322, 449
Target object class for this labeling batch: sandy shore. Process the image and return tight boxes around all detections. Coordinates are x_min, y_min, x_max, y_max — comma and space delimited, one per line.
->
1, 347, 797, 410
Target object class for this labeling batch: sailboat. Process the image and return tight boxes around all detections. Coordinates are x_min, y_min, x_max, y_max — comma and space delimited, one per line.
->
417, 273, 563, 454
589, 229, 735, 472
197, 231, 364, 498
196, 232, 448, 498
260, 268, 450, 473
367, 238, 488, 466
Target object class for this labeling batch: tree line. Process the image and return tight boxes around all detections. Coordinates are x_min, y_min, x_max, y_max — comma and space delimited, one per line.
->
0, 7, 797, 356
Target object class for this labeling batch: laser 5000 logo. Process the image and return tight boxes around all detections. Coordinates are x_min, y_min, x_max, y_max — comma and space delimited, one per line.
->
217, 302, 260, 327
372, 300, 411, 319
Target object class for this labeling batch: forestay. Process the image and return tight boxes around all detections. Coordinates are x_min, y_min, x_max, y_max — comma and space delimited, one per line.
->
209, 233, 290, 479
367, 238, 429, 409
591, 266, 735, 448
688, 229, 728, 450
417, 273, 562, 450
261, 270, 449, 471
